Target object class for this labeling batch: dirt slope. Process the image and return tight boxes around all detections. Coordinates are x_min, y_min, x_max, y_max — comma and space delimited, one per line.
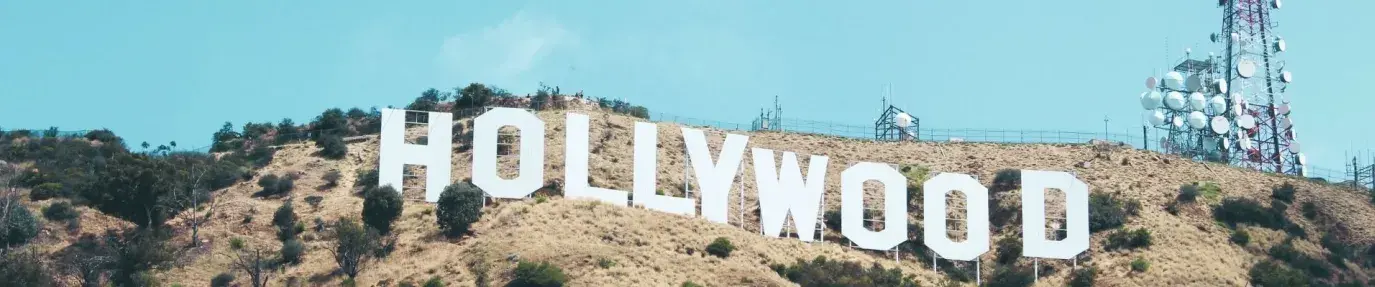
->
20, 107, 1375, 286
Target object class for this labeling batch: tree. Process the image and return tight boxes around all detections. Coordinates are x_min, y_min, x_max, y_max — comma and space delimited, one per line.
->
212, 122, 241, 152
226, 244, 276, 287
2, 198, 40, 248
281, 239, 305, 265
436, 183, 484, 237
106, 229, 173, 287
330, 218, 379, 279
407, 88, 444, 112
362, 185, 404, 234
455, 83, 495, 109
346, 108, 368, 120
276, 118, 298, 144
317, 134, 348, 159
57, 234, 113, 287
0, 249, 53, 287
312, 108, 349, 141
273, 201, 299, 241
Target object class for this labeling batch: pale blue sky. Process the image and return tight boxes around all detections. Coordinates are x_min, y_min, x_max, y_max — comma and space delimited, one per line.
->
2, 1, 1371, 175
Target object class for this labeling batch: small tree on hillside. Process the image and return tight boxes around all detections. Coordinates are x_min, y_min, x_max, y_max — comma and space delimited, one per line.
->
317, 134, 348, 159
330, 218, 379, 280
437, 183, 485, 238
362, 185, 404, 234
226, 244, 276, 287
272, 201, 299, 241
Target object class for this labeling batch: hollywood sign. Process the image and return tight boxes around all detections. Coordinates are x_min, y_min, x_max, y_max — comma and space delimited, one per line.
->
378, 108, 1089, 261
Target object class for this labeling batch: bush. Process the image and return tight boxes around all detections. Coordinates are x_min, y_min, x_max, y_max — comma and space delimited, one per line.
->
424, 276, 445, 287
1177, 184, 1200, 203
333, 218, 380, 279
1230, 229, 1251, 246
281, 239, 305, 264
362, 185, 404, 234
1272, 183, 1297, 203
211, 273, 235, 287
317, 134, 348, 159
305, 195, 324, 209
437, 183, 484, 238
1249, 261, 1309, 287
1130, 257, 1150, 272
1269, 241, 1330, 278
30, 182, 65, 200
323, 170, 343, 187
1088, 193, 1127, 233
229, 237, 245, 250
42, 201, 79, 221
0, 250, 53, 287
1213, 197, 1286, 229
1067, 267, 1097, 287
1, 202, 39, 247
256, 174, 295, 197
681, 282, 703, 287
509, 261, 568, 287
355, 168, 379, 191
1104, 228, 1152, 251
706, 237, 735, 258
987, 266, 1035, 287
1300, 202, 1318, 220
775, 256, 919, 287
823, 210, 841, 231
991, 169, 1021, 193
994, 236, 1021, 265
273, 201, 299, 241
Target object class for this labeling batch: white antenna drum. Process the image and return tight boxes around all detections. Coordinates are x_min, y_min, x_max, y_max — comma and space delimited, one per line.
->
1164, 71, 1185, 90
1188, 111, 1208, 130
1297, 153, 1307, 165
1173, 116, 1184, 128
1141, 91, 1163, 110
1209, 96, 1228, 113
1237, 114, 1257, 129
1210, 116, 1230, 134
1277, 102, 1291, 115
1273, 0, 1282, 9
1289, 141, 1302, 154
1186, 74, 1203, 91
895, 113, 913, 128
1238, 59, 1258, 78
1165, 92, 1187, 110
1216, 79, 1229, 93
1281, 70, 1293, 83
1146, 77, 1158, 90
1188, 92, 1208, 111
1149, 110, 1167, 126
1240, 137, 1254, 150
1275, 38, 1287, 52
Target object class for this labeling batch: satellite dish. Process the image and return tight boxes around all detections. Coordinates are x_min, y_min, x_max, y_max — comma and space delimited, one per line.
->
1165, 92, 1187, 110
1173, 116, 1184, 128
1210, 116, 1230, 134
1237, 114, 1257, 129
1216, 79, 1229, 93
1149, 110, 1167, 126
1273, 0, 1282, 9
895, 113, 913, 128
1146, 77, 1158, 90
1240, 137, 1254, 150
1210, 33, 1219, 43
1209, 95, 1228, 112
1188, 92, 1208, 111
1140, 91, 1163, 110
1164, 71, 1185, 90
1222, 137, 1231, 148
1186, 74, 1204, 91
1275, 38, 1287, 52
1188, 111, 1208, 130
1289, 141, 1301, 154
1281, 70, 1293, 83
1280, 117, 1293, 130
1277, 103, 1291, 115
1297, 153, 1307, 165
1238, 59, 1258, 78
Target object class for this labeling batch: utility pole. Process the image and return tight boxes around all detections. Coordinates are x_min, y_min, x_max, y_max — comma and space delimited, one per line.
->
1103, 116, 1110, 140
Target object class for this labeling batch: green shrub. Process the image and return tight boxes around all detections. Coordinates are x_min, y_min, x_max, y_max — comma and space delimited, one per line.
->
362, 185, 404, 234
30, 182, 65, 200
776, 256, 919, 287
1, 202, 39, 247
1130, 257, 1150, 272
823, 210, 841, 231
1271, 183, 1297, 203
305, 195, 324, 209
1213, 197, 1285, 229
680, 282, 703, 287
423, 276, 445, 287
1230, 229, 1251, 246
597, 258, 615, 269
994, 236, 1021, 265
986, 266, 1035, 287
255, 174, 295, 197
991, 169, 1021, 193
273, 201, 299, 241
437, 183, 484, 238
1249, 261, 1309, 286
355, 168, 379, 190
509, 261, 568, 287
1269, 241, 1330, 278
317, 134, 348, 159
323, 170, 343, 187
229, 237, 245, 250
1104, 228, 1152, 251
211, 273, 234, 287
1300, 202, 1318, 220
1177, 184, 1200, 203
1067, 267, 1097, 287
706, 237, 735, 258
281, 239, 305, 264
42, 201, 80, 221
1088, 193, 1127, 233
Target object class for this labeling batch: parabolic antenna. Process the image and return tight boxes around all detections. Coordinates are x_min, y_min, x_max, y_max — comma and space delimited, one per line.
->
1273, 0, 1282, 9
1146, 77, 1158, 90
1240, 137, 1254, 150
1209, 95, 1227, 112
1188, 92, 1208, 111
1186, 74, 1203, 91
1165, 92, 1186, 110
1238, 59, 1258, 78
1230, 32, 1240, 44
1216, 79, 1229, 93
1164, 71, 1185, 90
1277, 103, 1291, 115
1289, 141, 1301, 154
895, 113, 913, 128
1275, 38, 1287, 52
1280, 117, 1293, 130
1222, 137, 1231, 149
1173, 116, 1184, 128
1237, 114, 1257, 129
1149, 110, 1167, 126
1210, 116, 1230, 134
1298, 153, 1307, 165
1281, 70, 1293, 83
1188, 111, 1208, 130
1140, 91, 1163, 110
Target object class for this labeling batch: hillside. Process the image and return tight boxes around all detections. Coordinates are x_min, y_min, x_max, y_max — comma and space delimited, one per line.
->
6, 104, 1375, 286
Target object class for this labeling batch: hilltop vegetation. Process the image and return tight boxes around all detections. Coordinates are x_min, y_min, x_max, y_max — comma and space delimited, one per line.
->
2, 83, 1375, 286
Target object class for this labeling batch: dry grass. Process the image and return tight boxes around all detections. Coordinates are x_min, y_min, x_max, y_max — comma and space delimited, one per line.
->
15, 107, 1375, 286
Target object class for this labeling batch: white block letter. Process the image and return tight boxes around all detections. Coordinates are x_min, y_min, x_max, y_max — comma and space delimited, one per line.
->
378, 109, 453, 202
841, 162, 908, 250
923, 173, 990, 261
472, 108, 544, 198
564, 113, 627, 205
753, 148, 827, 242
1021, 170, 1090, 259
683, 127, 749, 224
633, 122, 694, 215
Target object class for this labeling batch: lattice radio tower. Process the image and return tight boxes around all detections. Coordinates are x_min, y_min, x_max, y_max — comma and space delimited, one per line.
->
1217, 0, 1304, 176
